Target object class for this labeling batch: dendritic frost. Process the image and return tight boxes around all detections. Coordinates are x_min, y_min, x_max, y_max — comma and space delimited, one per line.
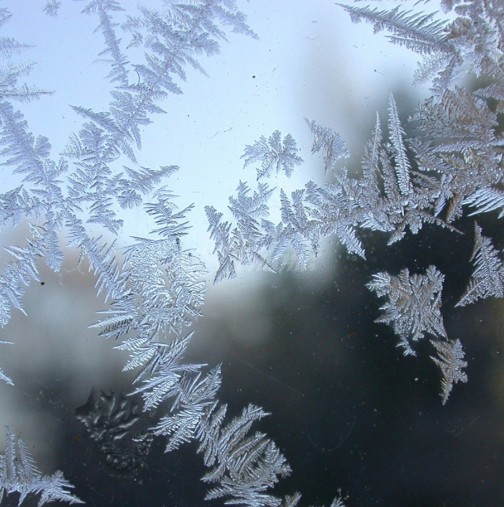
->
0, 0, 503, 505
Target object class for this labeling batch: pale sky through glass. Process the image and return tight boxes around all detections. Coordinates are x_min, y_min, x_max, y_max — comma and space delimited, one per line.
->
1, 0, 426, 276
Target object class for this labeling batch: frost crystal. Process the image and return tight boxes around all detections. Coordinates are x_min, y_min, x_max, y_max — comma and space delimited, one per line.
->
367, 266, 447, 356
430, 338, 468, 405
0, 427, 82, 506
0, 0, 503, 504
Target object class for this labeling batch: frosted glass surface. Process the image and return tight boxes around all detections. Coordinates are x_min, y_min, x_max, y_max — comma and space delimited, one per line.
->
0, 1, 502, 506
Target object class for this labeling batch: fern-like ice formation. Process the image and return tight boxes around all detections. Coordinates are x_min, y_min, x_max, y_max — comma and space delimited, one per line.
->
430, 338, 468, 405
366, 266, 447, 356
207, 0, 503, 408
0, 1, 344, 505
0, 427, 82, 506
0, 0, 503, 505
456, 222, 504, 306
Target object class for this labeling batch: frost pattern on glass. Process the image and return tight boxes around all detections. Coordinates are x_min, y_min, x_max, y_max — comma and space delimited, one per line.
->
456, 223, 504, 307
430, 338, 468, 405
0, 427, 82, 506
0, 0, 502, 504
242, 130, 303, 180
207, 0, 503, 406
42, 1, 61, 17
75, 389, 154, 480
366, 266, 447, 356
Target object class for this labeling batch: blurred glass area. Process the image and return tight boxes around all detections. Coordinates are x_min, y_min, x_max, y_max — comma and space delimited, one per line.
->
0, 1, 503, 507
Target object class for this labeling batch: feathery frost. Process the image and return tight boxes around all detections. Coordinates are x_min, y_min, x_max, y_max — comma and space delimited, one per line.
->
1, 0, 503, 504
